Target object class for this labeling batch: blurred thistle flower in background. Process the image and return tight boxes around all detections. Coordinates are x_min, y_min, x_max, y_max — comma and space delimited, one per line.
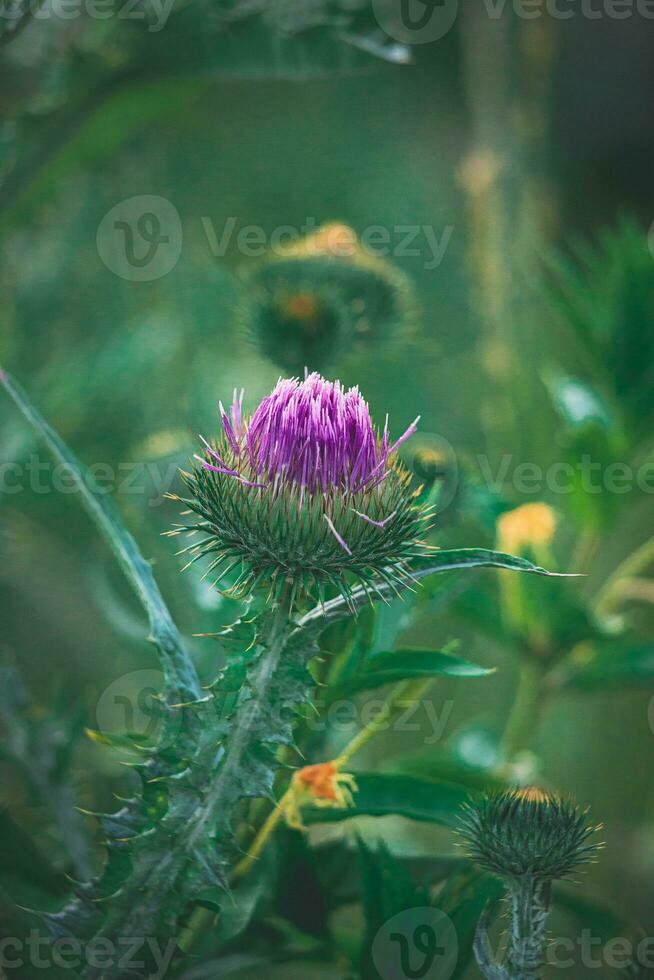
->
458, 787, 601, 883
170, 371, 432, 602
240, 222, 415, 373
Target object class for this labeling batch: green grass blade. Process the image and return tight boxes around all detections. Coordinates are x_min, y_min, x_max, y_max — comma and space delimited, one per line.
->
0, 370, 201, 704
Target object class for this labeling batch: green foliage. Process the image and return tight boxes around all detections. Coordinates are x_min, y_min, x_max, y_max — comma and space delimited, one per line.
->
326, 646, 493, 699
551, 642, 654, 691
543, 217, 654, 438
303, 772, 470, 826
356, 839, 431, 980
0, 655, 92, 883
0, 374, 318, 972
2, 18, 653, 979
0, 370, 573, 977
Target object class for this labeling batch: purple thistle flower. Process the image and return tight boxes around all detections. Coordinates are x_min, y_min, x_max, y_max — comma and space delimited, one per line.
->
200, 372, 419, 497
174, 373, 431, 601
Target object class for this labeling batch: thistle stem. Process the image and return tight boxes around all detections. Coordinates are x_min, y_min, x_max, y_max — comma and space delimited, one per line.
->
178, 587, 293, 954
593, 535, 654, 620
505, 877, 551, 980
231, 790, 293, 882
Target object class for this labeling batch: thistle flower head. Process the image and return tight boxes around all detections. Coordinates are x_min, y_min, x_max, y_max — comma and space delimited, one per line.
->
458, 788, 601, 882
173, 373, 431, 600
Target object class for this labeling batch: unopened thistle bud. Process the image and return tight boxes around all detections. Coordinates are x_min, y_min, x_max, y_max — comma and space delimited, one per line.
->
241, 222, 414, 373
458, 788, 601, 883
172, 372, 432, 601
461, 789, 602, 980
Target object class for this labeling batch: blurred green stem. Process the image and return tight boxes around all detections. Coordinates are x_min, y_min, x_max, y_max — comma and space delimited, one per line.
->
499, 661, 545, 764
336, 677, 432, 766
593, 536, 654, 620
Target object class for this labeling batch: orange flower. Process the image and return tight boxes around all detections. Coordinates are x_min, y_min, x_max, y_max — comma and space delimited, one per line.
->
285, 761, 358, 830
278, 293, 322, 323
296, 762, 341, 799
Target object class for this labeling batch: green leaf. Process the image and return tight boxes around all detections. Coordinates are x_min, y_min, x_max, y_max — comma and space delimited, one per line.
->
382, 725, 509, 818
303, 772, 470, 827
0, 370, 201, 706
328, 647, 493, 700
552, 643, 654, 691
298, 548, 574, 629
357, 839, 430, 980
437, 865, 505, 980
412, 549, 570, 577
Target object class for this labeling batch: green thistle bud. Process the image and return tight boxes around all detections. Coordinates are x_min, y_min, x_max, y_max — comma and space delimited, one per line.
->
241, 223, 414, 373
458, 788, 602, 882
171, 372, 432, 601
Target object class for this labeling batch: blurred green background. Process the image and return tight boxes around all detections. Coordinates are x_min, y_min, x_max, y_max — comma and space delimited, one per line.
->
2, 3, 654, 976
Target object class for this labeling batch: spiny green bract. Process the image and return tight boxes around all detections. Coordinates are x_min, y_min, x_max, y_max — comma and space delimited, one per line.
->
176, 449, 430, 601
458, 789, 601, 882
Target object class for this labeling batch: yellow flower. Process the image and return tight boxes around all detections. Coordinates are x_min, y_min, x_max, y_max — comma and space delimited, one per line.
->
497, 502, 557, 557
